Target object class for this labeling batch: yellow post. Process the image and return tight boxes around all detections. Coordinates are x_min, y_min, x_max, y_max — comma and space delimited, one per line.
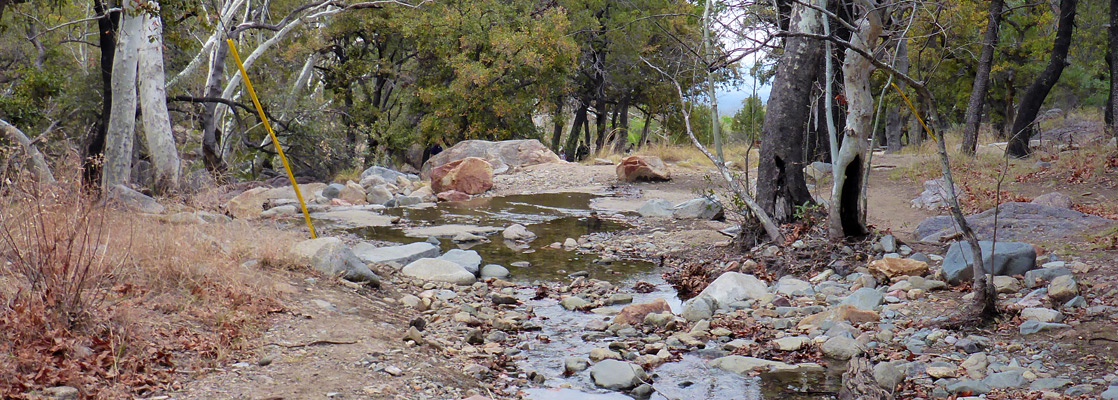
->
226, 39, 317, 238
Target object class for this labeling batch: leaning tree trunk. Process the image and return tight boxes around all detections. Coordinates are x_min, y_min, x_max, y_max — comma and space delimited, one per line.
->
0, 119, 55, 182
756, 0, 824, 223
551, 99, 564, 152
1109, 0, 1118, 145
1007, 0, 1077, 158
636, 109, 652, 150
563, 102, 589, 161
961, 0, 1004, 156
137, 4, 181, 192
828, 0, 882, 239
101, 1, 143, 192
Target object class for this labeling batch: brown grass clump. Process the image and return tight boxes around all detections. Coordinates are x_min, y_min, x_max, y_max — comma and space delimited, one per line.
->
0, 172, 303, 398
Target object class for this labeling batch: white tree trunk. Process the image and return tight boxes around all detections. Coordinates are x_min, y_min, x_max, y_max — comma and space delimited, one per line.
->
0, 118, 55, 183
137, 3, 181, 191
166, 0, 246, 89
101, 1, 143, 192
829, 0, 882, 238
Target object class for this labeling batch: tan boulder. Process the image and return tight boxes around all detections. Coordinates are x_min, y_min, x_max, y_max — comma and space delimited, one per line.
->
421, 139, 561, 179
797, 305, 880, 331
613, 298, 672, 326
338, 181, 368, 205
868, 258, 928, 278
226, 183, 328, 219
616, 156, 670, 182
430, 157, 494, 195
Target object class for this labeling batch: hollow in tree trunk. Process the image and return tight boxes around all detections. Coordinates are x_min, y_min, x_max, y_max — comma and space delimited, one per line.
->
1006, 0, 1077, 158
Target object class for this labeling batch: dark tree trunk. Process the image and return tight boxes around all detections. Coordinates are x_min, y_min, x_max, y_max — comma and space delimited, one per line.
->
593, 99, 608, 154
551, 99, 564, 152
563, 102, 589, 161
756, 13, 824, 223
84, 0, 119, 187
885, 40, 909, 153
1007, 0, 1077, 158
961, 0, 1004, 156
1108, 0, 1118, 143
613, 95, 630, 153
201, 40, 229, 174
636, 109, 652, 150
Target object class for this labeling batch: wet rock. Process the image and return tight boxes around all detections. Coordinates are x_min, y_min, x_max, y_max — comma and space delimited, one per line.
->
1019, 320, 1070, 335
842, 288, 884, 311
672, 197, 723, 220
941, 241, 1037, 284
992, 275, 1022, 293
821, 336, 864, 360
502, 224, 536, 241
773, 277, 814, 296
437, 249, 482, 275
560, 296, 590, 310
401, 258, 476, 285
631, 384, 654, 399
616, 155, 670, 182
874, 361, 905, 389
564, 357, 590, 374
421, 139, 560, 178
710, 356, 791, 374
452, 232, 489, 244
1031, 192, 1072, 208
491, 294, 518, 305
1047, 275, 1078, 302
1020, 307, 1063, 323
868, 258, 928, 278
563, 238, 578, 249
590, 359, 648, 390
352, 242, 439, 266
643, 312, 673, 328
292, 238, 381, 285
983, 370, 1026, 388
589, 348, 622, 361
1024, 266, 1071, 288
637, 199, 675, 218
773, 336, 808, 351
947, 379, 990, 395
480, 264, 509, 278
430, 157, 494, 195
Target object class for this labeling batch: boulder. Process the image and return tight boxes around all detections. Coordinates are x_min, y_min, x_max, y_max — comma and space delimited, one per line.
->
352, 242, 440, 266
773, 336, 808, 351
1020, 307, 1063, 323
842, 288, 885, 311
911, 178, 960, 210
338, 181, 367, 205
710, 356, 792, 375
589, 359, 648, 390
226, 184, 326, 219
613, 298, 672, 326
437, 190, 470, 202
941, 241, 1037, 285
1024, 266, 1072, 288
401, 258, 476, 285
366, 185, 393, 205
821, 336, 864, 360
429, 157, 494, 195
437, 249, 482, 275
637, 199, 675, 218
502, 224, 536, 241
421, 139, 561, 178
681, 296, 714, 322
616, 155, 670, 182
868, 258, 928, 278
291, 238, 380, 286
1031, 192, 1072, 209
773, 277, 814, 296
360, 166, 416, 184
480, 264, 509, 278
672, 197, 723, 220
804, 161, 832, 182
874, 361, 906, 389
991, 276, 1022, 293
693, 272, 769, 310
107, 184, 165, 214
1047, 275, 1078, 302
564, 357, 591, 374
915, 202, 1111, 242
322, 183, 344, 199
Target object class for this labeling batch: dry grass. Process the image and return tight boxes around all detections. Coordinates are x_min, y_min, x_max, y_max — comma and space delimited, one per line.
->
0, 172, 303, 398
628, 143, 760, 171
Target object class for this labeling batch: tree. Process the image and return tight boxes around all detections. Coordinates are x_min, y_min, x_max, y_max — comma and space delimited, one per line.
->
755, 0, 824, 223
1109, 0, 1118, 144
960, 0, 1004, 156
730, 95, 765, 143
1007, 0, 1078, 158
101, 0, 143, 192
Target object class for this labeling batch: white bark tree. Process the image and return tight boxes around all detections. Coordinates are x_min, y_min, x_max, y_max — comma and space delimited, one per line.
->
0, 118, 55, 183
101, 0, 143, 192
137, 2, 181, 190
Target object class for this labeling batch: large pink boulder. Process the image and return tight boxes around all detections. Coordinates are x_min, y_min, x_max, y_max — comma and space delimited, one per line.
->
421, 139, 561, 179
430, 157, 494, 195
616, 156, 670, 182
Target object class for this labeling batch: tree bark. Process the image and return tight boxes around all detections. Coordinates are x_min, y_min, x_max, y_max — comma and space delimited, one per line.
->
828, 0, 881, 239
636, 109, 652, 150
885, 39, 909, 153
961, 0, 1004, 156
593, 99, 608, 154
101, 1, 143, 192
201, 39, 230, 173
756, 0, 824, 223
1108, 0, 1118, 144
0, 118, 55, 182
612, 95, 630, 153
551, 99, 564, 152
563, 101, 588, 161
137, 4, 182, 192
85, 0, 118, 187
1007, 0, 1077, 158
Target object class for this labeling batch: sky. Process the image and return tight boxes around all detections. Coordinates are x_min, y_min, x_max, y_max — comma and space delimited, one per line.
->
717, 76, 771, 115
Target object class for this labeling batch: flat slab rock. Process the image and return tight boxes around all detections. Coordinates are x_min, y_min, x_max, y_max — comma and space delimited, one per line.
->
352, 242, 439, 266
311, 209, 394, 228
915, 202, 1111, 242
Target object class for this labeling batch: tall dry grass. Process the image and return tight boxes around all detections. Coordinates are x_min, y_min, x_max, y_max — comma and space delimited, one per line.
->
0, 166, 303, 398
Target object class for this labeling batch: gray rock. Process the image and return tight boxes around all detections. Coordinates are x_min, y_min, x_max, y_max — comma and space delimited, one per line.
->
480, 264, 509, 278
366, 185, 393, 205
352, 242, 440, 266
1101, 386, 1118, 400
502, 224, 536, 241
1025, 267, 1072, 288
915, 202, 1111, 243
1019, 320, 1070, 335
774, 276, 814, 296
1066, 384, 1096, 396
681, 296, 714, 322
292, 238, 381, 286
107, 184, 165, 214
709, 355, 792, 374
805, 161, 832, 181
395, 195, 423, 207
1031, 192, 1072, 208
360, 165, 416, 183
1020, 307, 1063, 323
637, 199, 675, 218
1047, 275, 1078, 302
437, 249, 482, 275
941, 241, 1037, 284
842, 288, 884, 311
773, 336, 808, 351
1030, 378, 1072, 390
672, 197, 724, 220
564, 357, 590, 374
400, 258, 475, 285
880, 234, 897, 253
590, 359, 648, 390
947, 380, 991, 395
983, 370, 1026, 388
874, 361, 906, 389
561, 296, 590, 310
41, 386, 79, 400
452, 232, 487, 243
821, 336, 864, 360
322, 183, 345, 199
1064, 296, 1087, 308
692, 272, 769, 310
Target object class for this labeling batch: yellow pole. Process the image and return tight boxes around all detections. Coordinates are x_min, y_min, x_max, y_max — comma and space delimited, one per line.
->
891, 81, 935, 143
226, 39, 317, 238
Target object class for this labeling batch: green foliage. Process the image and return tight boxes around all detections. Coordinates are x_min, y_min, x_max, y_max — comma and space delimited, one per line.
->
730, 95, 765, 143
0, 68, 62, 129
